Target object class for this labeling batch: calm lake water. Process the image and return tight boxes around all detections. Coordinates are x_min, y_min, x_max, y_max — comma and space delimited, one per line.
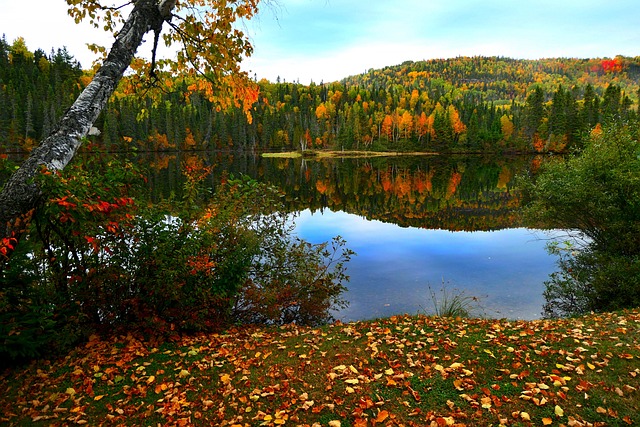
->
293, 209, 556, 321
145, 152, 559, 321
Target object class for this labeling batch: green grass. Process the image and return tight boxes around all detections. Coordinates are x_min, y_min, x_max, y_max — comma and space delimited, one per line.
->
426, 281, 485, 318
1, 310, 639, 426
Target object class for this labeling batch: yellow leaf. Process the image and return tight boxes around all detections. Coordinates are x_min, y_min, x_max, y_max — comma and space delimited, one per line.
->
328, 421, 341, 427
481, 396, 492, 409
93, 395, 104, 401
542, 417, 553, 425
220, 373, 231, 385
147, 375, 155, 384
345, 379, 359, 385
520, 412, 530, 421
66, 388, 76, 396
555, 405, 564, 417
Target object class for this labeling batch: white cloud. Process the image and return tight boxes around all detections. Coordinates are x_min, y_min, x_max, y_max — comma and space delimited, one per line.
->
2, 0, 637, 82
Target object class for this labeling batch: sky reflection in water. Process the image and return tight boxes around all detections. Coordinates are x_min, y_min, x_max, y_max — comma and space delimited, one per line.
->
293, 209, 558, 322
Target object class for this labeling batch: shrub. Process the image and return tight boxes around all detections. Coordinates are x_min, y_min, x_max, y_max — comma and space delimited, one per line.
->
1, 153, 352, 363
521, 123, 640, 317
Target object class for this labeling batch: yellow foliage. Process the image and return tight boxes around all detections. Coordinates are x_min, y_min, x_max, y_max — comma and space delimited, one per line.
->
500, 114, 514, 140
69, 0, 262, 120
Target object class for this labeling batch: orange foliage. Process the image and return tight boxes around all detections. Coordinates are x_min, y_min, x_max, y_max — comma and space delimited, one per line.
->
427, 114, 436, 140
183, 128, 197, 149
449, 105, 466, 135
415, 112, 429, 141
315, 180, 328, 194
399, 111, 413, 139
531, 133, 545, 153
380, 172, 393, 192
381, 115, 394, 141
447, 172, 462, 197
591, 123, 603, 137
415, 170, 434, 194
148, 131, 174, 151
394, 174, 411, 198
315, 103, 328, 120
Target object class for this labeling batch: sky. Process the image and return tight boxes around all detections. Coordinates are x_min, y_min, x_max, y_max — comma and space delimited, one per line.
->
1, 0, 639, 84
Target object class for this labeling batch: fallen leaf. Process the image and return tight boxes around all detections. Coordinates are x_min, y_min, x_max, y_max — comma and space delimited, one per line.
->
376, 410, 389, 423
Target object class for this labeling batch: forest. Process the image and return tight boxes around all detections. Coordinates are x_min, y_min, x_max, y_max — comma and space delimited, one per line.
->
2, 35, 640, 155
1, 34, 640, 360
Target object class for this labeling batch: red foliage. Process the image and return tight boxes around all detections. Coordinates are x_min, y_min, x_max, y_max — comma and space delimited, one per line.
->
601, 58, 623, 73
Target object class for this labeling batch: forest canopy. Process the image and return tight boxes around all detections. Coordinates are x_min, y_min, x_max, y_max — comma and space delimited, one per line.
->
1, 38, 639, 155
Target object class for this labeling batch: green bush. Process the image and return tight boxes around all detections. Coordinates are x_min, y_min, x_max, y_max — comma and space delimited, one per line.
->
521, 123, 640, 317
1, 153, 352, 363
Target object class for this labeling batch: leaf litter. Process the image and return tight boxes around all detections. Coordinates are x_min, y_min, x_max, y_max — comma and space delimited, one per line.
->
1, 310, 639, 426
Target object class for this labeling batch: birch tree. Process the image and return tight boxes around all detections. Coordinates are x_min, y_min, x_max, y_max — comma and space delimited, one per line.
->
0, 0, 262, 251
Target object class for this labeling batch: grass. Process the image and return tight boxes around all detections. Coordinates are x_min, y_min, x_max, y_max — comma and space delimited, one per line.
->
261, 150, 439, 159
426, 281, 485, 318
1, 309, 639, 426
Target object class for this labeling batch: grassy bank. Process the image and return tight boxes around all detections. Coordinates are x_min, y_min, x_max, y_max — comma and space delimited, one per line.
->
1, 310, 639, 426
261, 150, 439, 159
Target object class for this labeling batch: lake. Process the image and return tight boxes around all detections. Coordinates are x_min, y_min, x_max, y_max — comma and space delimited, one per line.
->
144, 151, 559, 321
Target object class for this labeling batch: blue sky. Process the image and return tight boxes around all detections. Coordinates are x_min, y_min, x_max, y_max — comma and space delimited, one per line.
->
1, 0, 638, 84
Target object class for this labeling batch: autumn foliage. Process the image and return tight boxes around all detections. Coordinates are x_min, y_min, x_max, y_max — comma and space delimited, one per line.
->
1, 309, 638, 425
0, 152, 352, 363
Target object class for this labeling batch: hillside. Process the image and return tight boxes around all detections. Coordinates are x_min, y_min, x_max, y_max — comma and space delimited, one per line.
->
343, 56, 640, 104
2, 38, 639, 155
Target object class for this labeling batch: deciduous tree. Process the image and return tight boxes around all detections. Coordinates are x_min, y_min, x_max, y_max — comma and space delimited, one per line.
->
0, 0, 263, 253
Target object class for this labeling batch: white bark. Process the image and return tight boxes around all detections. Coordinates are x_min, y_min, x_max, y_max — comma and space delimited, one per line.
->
0, 0, 170, 242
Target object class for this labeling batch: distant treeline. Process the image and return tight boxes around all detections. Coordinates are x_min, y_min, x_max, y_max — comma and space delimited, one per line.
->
1, 35, 639, 154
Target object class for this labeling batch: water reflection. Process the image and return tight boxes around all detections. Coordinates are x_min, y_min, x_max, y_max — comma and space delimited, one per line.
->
136, 152, 557, 320
293, 209, 556, 321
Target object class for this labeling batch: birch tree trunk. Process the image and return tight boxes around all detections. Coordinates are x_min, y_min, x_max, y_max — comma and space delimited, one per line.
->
0, 0, 168, 244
